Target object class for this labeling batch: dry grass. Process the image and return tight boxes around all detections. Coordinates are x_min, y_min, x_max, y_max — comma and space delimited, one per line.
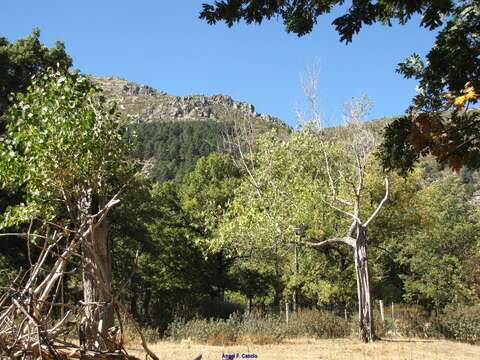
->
127, 337, 480, 360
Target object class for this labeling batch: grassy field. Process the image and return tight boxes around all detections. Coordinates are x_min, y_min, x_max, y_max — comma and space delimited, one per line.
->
127, 338, 480, 360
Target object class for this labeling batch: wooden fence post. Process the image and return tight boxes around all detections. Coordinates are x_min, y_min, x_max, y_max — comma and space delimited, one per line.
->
285, 301, 289, 325
379, 300, 385, 326
391, 302, 395, 334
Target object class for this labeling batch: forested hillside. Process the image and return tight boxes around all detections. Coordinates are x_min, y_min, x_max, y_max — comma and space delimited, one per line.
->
93, 76, 287, 182
134, 121, 223, 181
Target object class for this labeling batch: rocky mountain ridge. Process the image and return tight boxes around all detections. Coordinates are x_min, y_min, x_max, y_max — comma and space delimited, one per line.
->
93, 76, 283, 125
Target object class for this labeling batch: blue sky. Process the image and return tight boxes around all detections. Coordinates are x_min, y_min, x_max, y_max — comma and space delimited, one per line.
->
2, 0, 437, 126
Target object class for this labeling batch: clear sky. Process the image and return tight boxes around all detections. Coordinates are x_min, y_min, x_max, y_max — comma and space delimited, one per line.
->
2, 0, 437, 126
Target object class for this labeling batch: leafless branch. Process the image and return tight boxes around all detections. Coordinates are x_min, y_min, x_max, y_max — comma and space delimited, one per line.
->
302, 236, 356, 248
364, 177, 389, 227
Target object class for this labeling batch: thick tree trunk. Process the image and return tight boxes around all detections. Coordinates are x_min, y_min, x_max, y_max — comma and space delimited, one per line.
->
354, 226, 375, 342
82, 204, 114, 350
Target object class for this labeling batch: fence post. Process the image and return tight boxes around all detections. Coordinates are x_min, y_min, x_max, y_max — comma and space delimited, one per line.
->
391, 302, 395, 334
285, 301, 289, 325
379, 300, 385, 326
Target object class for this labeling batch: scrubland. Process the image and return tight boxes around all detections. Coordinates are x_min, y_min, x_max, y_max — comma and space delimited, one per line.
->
128, 338, 480, 360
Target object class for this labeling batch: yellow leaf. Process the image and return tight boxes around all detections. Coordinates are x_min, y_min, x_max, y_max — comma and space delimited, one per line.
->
454, 95, 467, 108
464, 85, 477, 101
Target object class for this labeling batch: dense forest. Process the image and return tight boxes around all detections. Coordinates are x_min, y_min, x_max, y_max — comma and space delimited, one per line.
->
1, 5, 480, 355
133, 121, 225, 182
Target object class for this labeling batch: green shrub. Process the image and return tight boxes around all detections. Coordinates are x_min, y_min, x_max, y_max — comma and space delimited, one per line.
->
389, 304, 436, 338
167, 313, 285, 345
286, 309, 351, 338
121, 320, 161, 344
141, 326, 162, 343
166, 309, 350, 344
438, 305, 480, 344
167, 316, 239, 345
237, 313, 286, 344
346, 305, 440, 339
165, 306, 480, 345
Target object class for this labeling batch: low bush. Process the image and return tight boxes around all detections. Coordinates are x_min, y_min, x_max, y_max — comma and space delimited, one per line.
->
121, 321, 161, 344
236, 314, 286, 344
437, 305, 480, 344
161, 305, 480, 345
141, 326, 162, 343
388, 304, 437, 338
286, 309, 351, 338
167, 315, 240, 345
166, 310, 350, 344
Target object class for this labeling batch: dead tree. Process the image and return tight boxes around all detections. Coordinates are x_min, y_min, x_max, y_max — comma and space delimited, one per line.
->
298, 67, 389, 342
307, 173, 388, 343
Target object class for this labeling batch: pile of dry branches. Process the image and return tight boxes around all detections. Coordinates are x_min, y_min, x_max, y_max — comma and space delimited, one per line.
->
0, 225, 157, 359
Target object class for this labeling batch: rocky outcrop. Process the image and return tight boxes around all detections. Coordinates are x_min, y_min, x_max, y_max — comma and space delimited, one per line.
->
92, 76, 283, 125
121, 82, 156, 97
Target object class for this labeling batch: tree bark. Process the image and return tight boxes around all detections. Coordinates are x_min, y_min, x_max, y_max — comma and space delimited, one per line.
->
82, 200, 114, 350
354, 226, 375, 342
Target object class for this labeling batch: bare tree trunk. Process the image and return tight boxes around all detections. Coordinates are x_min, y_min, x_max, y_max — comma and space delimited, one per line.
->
354, 226, 374, 342
82, 195, 114, 350
285, 300, 289, 325
379, 300, 385, 325
247, 297, 252, 316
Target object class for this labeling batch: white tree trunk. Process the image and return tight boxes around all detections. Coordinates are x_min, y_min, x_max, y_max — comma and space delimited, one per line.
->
354, 226, 375, 342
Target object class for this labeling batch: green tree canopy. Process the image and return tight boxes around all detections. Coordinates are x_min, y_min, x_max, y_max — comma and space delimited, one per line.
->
200, 0, 454, 41
0, 29, 72, 292
380, 2, 480, 173
0, 68, 132, 227
0, 28, 72, 119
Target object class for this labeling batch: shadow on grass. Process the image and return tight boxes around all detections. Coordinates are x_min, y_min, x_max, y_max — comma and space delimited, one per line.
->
380, 338, 437, 343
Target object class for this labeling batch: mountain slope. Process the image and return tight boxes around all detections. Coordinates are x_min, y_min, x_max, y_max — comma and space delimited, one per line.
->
93, 76, 287, 182
93, 76, 284, 126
